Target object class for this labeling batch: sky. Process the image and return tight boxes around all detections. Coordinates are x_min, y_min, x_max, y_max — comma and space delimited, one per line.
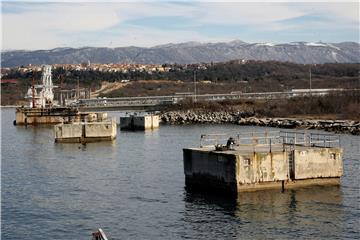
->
1, 1, 359, 50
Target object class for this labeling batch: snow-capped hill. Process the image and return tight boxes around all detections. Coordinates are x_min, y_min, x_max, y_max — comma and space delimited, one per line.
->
1, 40, 359, 67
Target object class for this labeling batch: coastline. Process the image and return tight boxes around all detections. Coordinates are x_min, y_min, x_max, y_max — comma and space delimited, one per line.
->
160, 110, 360, 135
0, 105, 19, 108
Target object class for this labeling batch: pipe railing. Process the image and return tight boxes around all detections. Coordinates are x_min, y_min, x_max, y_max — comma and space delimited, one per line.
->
199, 130, 340, 150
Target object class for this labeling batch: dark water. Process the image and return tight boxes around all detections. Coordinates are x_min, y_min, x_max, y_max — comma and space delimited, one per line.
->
1, 108, 359, 239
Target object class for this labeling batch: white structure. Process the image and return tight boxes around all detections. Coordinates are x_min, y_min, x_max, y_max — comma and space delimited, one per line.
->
25, 65, 57, 108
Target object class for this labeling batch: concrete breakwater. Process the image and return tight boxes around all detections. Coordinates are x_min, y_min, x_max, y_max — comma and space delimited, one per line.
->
120, 114, 159, 130
184, 131, 343, 193
54, 119, 117, 143
160, 111, 360, 135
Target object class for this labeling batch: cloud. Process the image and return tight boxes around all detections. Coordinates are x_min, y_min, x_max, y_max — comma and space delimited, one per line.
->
197, 3, 306, 25
1, 2, 359, 50
105, 26, 230, 47
3, 3, 122, 32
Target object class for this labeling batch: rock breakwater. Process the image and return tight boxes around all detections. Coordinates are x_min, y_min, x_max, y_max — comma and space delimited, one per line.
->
160, 111, 360, 135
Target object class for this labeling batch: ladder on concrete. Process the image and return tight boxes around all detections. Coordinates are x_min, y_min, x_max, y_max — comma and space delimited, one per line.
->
288, 150, 295, 180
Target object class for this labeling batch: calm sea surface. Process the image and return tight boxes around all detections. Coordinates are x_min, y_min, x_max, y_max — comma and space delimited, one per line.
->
1, 108, 359, 239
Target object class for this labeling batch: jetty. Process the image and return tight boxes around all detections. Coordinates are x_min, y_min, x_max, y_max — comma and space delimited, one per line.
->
14, 65, 99, 125
183, 131, 343, 193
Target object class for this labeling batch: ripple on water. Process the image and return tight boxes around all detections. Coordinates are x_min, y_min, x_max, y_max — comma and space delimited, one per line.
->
1, 108, 359, 239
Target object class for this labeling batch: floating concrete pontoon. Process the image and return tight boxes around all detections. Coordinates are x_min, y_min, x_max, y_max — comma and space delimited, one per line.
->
15, 107, 78, 125
15, 107, 108, 125
54, 118, 116, 143
120, 114, 159, 130
14, 65, 99, 126
183, 131, 343, 193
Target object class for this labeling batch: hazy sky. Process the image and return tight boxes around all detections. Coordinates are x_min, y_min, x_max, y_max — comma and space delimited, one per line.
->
2, 1, 359, 50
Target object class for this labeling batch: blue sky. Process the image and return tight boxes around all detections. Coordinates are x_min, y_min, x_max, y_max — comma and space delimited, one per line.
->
2, 1, 359, 50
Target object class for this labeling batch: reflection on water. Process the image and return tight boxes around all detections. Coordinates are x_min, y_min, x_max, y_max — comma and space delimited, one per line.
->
1, 108, 359, 239
184, 185, 345, 239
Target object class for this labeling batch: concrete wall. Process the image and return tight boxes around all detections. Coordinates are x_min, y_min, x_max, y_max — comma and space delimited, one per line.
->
15, 111, 26, 124
15, 107, 84, 125
135, 116, 148, 129
16, 110, 65, 125
54, 123, 82, 142
96, 112, 108, 121
183, 149, 237, 192
294, 148, 343, 179
26, 116, 65, 124
119, 117, 132, 129
183, 146, 343, 193
152, 115, 159, 128
55, 120, 116, 143
120, 115, 159, 130
237, 152, 288, 185
85, 113, 97, 122
85, 120, 116, 139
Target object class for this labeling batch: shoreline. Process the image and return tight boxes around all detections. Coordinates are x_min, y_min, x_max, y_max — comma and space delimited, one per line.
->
0, 105, 20, 108
160, 110, 360, 135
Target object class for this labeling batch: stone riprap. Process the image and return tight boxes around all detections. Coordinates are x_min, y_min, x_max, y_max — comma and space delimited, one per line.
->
160, 111, 360, 135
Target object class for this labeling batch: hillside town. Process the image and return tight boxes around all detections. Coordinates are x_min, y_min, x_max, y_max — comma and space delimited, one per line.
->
1, 61, 212, 78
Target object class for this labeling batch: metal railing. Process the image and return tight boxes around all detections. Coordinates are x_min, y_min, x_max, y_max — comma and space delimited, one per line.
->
199, 130, 340, 151
280, 130, 340, 148
75, 89, 360, 108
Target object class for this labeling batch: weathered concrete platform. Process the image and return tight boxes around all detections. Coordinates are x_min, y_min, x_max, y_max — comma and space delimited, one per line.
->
15, 107, 108, 125
183, 131, 343, 193
54, 118, 116, 143
120, 114, 159, 130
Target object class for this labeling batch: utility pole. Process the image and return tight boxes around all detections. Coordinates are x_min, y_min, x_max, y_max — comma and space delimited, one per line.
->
309, 65, 312, 97
32, 71, 36, 108
77, 77, 80, 100
194, 70, 197, 103
60, 74, 64, 106
60, 74, 64, 89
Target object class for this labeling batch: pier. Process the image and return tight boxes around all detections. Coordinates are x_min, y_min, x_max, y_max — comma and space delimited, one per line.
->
15, 106, 80, 125
74, 89, 358, 111
183, 131, 343, 193
14, 65, 108, 126
15, 107, 108, 125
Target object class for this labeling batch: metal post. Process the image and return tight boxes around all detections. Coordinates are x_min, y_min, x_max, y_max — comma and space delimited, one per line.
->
309, 65, 312, 96
77, 77, 80, 100
32, 72, 36, 108
194, 70, 197, 103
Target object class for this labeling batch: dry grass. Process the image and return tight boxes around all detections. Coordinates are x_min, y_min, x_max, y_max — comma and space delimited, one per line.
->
167, 91, 360, 120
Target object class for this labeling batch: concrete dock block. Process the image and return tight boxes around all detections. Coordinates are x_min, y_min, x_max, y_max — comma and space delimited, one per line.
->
183, 131, 343, 193
15, 107, 108, 125
120, 114, 159, 130
54, 119, 117, 143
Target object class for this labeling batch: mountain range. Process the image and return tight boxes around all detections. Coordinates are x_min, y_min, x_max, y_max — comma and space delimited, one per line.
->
1, 40, 359, 67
